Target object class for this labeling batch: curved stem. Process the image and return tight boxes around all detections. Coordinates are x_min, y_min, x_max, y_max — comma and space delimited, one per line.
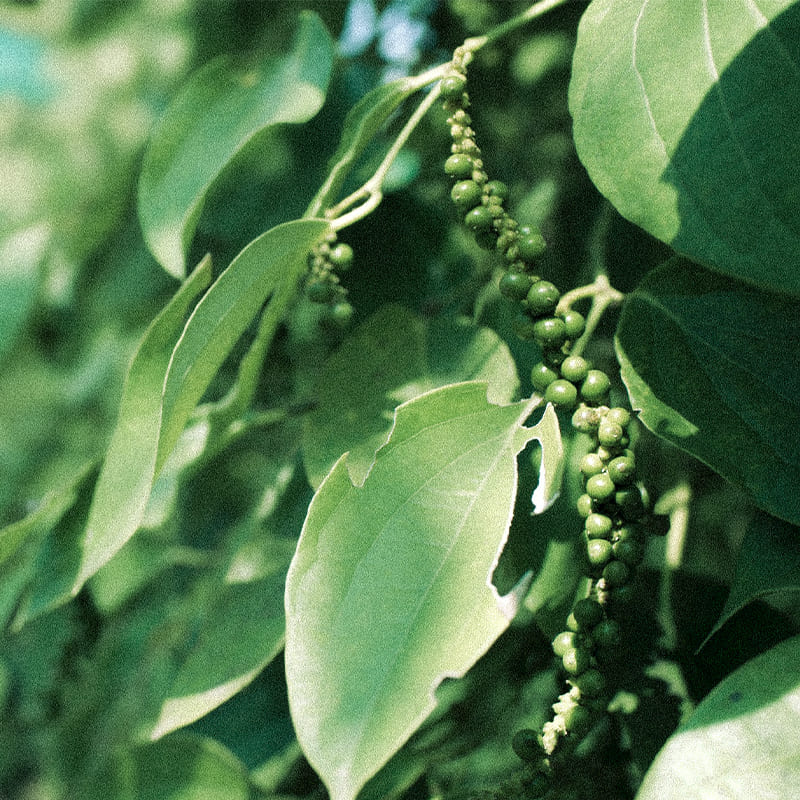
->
557, 274, 624, 358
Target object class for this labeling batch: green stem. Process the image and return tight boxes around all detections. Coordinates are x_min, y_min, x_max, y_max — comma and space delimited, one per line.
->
461, 0, 573, 54
557, 274, 624, 358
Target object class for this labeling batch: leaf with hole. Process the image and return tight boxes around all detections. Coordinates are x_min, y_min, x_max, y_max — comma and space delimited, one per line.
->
285, 382, 561, 800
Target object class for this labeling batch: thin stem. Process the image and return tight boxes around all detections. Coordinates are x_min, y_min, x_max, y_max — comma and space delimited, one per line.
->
462, 0, 573, 54
557, 274, 624, 358
329, 82, 443, 232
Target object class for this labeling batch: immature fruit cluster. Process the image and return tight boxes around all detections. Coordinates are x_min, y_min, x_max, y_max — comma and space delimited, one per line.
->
440, 58, 660, 778
305, 233, 354, 327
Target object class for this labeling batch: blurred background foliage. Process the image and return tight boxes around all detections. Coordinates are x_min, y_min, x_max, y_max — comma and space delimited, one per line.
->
0, 1, 763, 798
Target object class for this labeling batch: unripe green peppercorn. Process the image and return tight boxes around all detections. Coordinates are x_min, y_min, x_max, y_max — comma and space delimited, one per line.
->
328, 242, 353, 270
585, 472, 616, 501
592, 618, 622, 648
606, 407, 632, 428
485, 179, 509, 199
572, 404, 601, 434
327, 301, 353, 328
306, 280, 338, 304
531, 362, 559, 392
561, 310, 586, 338
526, 280, 560, 315
579, 452, 605, 477
598, 420, 625, 447
615, 486, 646, 520
576, 493, 595, 518
545, 379, 578, 407
562, 646, 591, 676
464, 205, 495, 232
440, 73, 467, 100
499, 271, 533, 301
444, 153, 473, 178
574, 668, 606, 698
602, 560, 631, 587
613, 538, 645, 566
572, 598, 604, 628
585, 513, 613, 539
560, 355, 590, 383
533, 317, 567, 348
581, 370, 611, 403
517, 229, 546, 260
552, 630, 578, 657
451, 180, 482, 211
587, 538, 613, 567
607, 455, 636, 485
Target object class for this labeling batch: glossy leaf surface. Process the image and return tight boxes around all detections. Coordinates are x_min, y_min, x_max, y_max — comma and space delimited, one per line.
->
138, 11, 333, 277
707, 510, 800, 642
570, 0, 800, 293
286, 382, 561, 800
302, 304, 519, 488
637, 634, 800, 799
615, 258, 800, 525
75, 258, 212, 591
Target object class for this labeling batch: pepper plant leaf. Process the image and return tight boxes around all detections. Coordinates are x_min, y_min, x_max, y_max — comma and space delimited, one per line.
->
570, 0, 800, 293
615, 257, 800, 526
636, 634, 800, 799
285, 382, 561, 800
138, 10, 333, 277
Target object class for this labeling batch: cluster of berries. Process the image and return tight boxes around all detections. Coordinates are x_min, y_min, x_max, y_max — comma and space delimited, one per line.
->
439, 55, 664, 784
305, 233, 354, 327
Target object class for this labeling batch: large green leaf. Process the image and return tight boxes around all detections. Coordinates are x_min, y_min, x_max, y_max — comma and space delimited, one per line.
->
72, 257, 212, 593
285, 382, 561, 800
706, 511, 800, 642
636, 634, 800, 799
302, 304, 519, 488
74, 219, 329, 593
138, 11, 333, 277
156, 219, 330, 472
615, 258, 800, 525
570, 0, 800, 293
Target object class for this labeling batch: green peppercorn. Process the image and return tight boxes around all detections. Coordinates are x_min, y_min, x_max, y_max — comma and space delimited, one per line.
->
602, 560, 631, 587
592, 618, 622, 648
440, 73, 467, 100
615, 486, 646, 520
544, 379, 578, 408
450, 180, 482, 211
587, 538, 613, 567
562, 646, 591, 676
579, 452, 605, 477
499, 271, 533, 301
552, 630, 578, 657
598, 420, 625, 447
585, 473, 616, 501
561, 310, 586, 339
327, 301, 353, 328
560, 355, 590, 383
613, 538, 645, 566
444, 153, 474, 178
328, 242, 353, 270
576, 493, 595, 518
605, 407, 632, 428
526, 280, 560, 315
581, 370, 611, 403
485, 179, 509, 199
517, 229, 547, 261
572, 598, 604, 629
571, 404, 601, 434
574, 668, 606, 698
531, 362, 559, 392
607, 455, 636, 485
464, 205, 495, 232
533, 317, 567, 348
561, 703, 592, 734
585, 512, 613, 539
